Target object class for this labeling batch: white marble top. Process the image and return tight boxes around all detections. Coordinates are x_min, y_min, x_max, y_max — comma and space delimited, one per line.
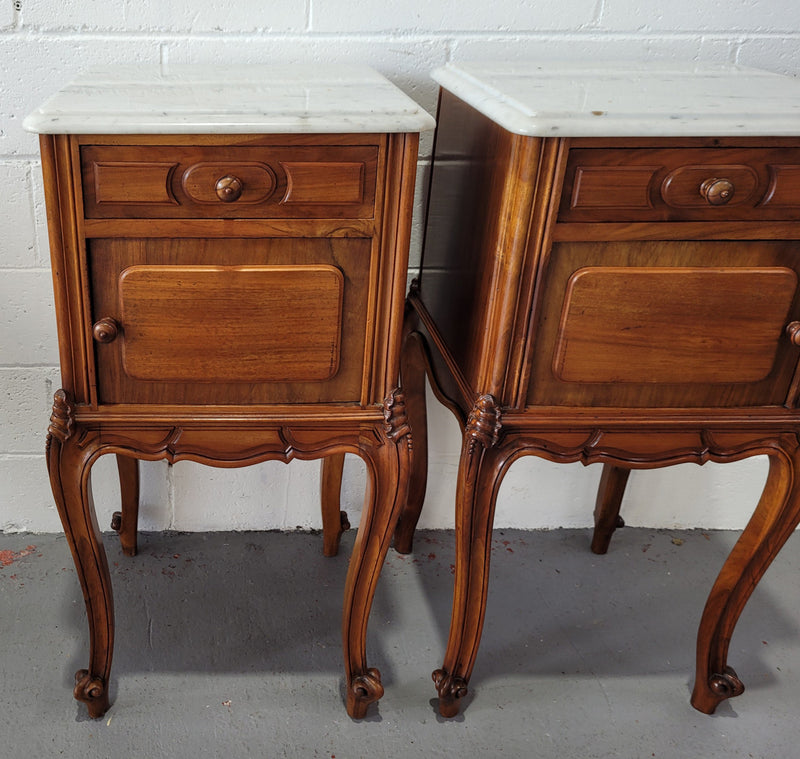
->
432, 61, 800, 137
24, 64, 436, 134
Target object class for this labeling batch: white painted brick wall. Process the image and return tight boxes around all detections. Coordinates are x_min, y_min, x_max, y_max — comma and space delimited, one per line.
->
0, 0, 797, 533
23, 1, 308, 33
311, 0, 601, 32
0, 0, 14, 30
0, 162, 39, 266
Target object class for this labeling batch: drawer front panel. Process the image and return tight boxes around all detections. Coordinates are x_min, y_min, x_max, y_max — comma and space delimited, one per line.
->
82, 144, 378, 219
528, 240, 800, 408
119, 265, 343, 383
559, 147, 800, 222
90, 237, 372, 404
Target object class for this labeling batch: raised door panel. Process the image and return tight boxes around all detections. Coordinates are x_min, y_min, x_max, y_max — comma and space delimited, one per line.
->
553, 267, 796, 384
89, 237, 372, 404
118, 265, 343, 382
527, 240, 800, 408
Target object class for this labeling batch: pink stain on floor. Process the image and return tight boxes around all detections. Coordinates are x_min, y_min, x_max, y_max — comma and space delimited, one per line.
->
0, 545, 36, 567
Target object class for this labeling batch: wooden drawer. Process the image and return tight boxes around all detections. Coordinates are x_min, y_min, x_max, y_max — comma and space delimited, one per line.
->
81, 144, 378, 219
559, 147, 800, 222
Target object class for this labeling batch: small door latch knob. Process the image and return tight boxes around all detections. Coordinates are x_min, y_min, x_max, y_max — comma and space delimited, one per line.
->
92, 317, 119, 343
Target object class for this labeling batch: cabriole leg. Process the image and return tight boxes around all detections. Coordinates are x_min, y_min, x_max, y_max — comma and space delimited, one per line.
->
434, 395, 503, 717
691, 437, 800, 713
590, 464, 630, 555
342, 391, 411, 718
320, 453, 350, 557
112, 454, 140, 557
393, 327, 429, 554
46, 390, 114, 719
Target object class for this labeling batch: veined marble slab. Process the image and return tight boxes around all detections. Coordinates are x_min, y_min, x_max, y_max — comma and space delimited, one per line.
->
432, 61, 800, 137
24, 64, 435, 134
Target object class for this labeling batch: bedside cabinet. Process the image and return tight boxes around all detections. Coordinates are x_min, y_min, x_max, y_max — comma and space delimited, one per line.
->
401, 61, 800, 716
24, 65, 434, 719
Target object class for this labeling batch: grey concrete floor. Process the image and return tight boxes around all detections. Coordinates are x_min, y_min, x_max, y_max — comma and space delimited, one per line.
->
1, 527, 799, 758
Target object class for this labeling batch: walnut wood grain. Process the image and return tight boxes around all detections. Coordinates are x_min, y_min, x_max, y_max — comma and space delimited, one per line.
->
89, 236, 371, 405
115, 449, 350, 559
552, 220, 800, 242
117, 264, 344, 382
590, 464, 630, 555
559, 146, 800, 223
392, 301, 431, 554
415, 91, 800, 718
82, 143, 379, 219
691, 434, 800, 713
46, 391, 112, 719
320, 452, 350, 558
417, 89, 508, 396
113, 454, 139, 557
40, 128, 421, 720
39, 135, 93, 403
551, 266, 797, 384
83, 217, 376, 239
528, 240, 800, 408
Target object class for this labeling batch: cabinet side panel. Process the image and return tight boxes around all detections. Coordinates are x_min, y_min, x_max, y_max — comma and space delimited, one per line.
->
417, 92, 502, 396
419, 92, 542, 400
369, 132, 419, 403
39, 134, 93, 403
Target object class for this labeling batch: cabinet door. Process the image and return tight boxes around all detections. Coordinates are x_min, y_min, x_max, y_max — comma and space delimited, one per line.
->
527, 240, 800, 408
89, 236, 372, 404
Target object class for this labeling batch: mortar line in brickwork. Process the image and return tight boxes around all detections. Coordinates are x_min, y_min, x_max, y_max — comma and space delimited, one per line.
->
9, 30, 800, 39
0, 267, 55, 273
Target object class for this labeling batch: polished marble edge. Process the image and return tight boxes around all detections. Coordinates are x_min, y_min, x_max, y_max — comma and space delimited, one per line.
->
24, 64, 436, 134
432, 61, 800, 137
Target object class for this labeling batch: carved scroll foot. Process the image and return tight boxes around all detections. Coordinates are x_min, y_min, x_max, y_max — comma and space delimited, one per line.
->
73, 669, 110, 719
346, 668, 384, 719
692, 666, 745, 714
709, 666, 745, 700
432, 668, 468, 717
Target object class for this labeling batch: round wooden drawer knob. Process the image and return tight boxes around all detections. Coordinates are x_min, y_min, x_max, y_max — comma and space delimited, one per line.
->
700, 177, 735, 206
92, 317, 119, 343
215, 174, 243, 202
786, 321, 800, 346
